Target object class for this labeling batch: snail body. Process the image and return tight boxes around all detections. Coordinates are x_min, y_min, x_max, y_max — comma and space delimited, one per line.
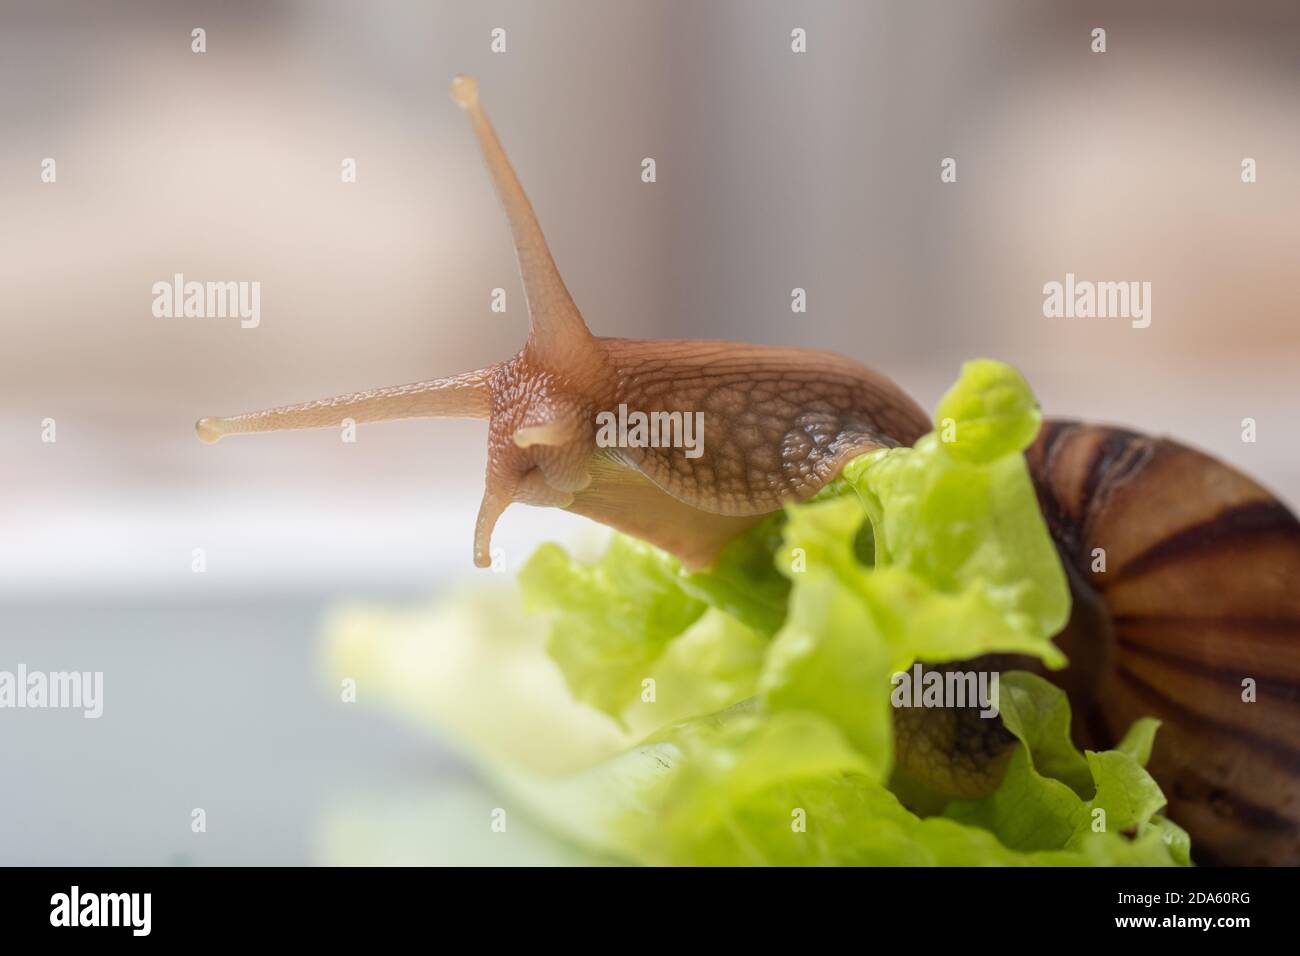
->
197, 75, 929, 569
198, 76, 1299, 864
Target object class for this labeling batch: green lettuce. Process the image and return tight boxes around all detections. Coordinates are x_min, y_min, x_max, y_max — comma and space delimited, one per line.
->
944, 673, 1189, 862
325, 358, 1189, 867
607, 704, 1185, 866
519, 536, 710, 725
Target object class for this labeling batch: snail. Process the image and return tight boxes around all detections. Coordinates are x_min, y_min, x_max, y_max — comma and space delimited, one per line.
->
197, 76, 1300, 865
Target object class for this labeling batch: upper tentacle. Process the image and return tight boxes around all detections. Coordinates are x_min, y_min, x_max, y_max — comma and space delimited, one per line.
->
449, 75, 597, 369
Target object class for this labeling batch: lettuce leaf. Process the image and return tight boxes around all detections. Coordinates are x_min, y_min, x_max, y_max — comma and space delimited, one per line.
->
325, 358, 1190, 867
563, 695, 1183, 866
758, 567, 896, 776
932, 357, 1043, 464
519, 536, 709, 724
833, 361, 1069, 667
944, 674, 1168, 850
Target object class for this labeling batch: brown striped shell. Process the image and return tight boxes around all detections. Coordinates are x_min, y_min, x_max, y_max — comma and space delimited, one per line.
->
1026, 420, 1300, 866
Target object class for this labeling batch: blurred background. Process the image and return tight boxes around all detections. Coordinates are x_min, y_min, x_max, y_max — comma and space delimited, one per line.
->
1, 0, 1297, 864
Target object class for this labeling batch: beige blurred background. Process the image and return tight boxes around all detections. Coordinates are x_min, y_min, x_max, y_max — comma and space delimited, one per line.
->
2, 0, 1299, 595
0, 0, 1297, 863
3, 0, 1298, 595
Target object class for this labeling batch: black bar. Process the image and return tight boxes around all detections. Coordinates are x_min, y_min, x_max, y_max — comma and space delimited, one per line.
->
0, 866, 1292, 941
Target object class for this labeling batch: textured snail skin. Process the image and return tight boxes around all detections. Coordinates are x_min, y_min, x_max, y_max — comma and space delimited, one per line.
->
197, 77, 1299, 865
196, 74, 929, 569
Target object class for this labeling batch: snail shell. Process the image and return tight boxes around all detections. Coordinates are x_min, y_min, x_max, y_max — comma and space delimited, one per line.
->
1026, 420, 1300, 866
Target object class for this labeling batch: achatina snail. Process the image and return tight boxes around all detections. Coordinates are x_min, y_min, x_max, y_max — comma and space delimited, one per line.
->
197, 76, 1300, 866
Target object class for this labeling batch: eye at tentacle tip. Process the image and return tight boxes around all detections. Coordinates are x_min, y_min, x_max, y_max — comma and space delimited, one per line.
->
449, 74, 479, 108
195, 417, 225, 444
